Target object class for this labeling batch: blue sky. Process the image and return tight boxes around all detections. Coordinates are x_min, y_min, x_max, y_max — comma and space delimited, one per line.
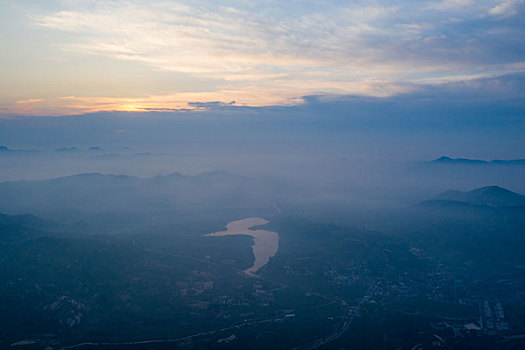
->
1, 0, 525, 116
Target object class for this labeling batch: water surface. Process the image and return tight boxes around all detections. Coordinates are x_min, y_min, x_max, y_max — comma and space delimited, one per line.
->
206, 218, 279, 275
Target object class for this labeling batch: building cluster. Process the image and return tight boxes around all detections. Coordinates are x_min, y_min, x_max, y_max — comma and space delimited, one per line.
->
481, 301, 509, 333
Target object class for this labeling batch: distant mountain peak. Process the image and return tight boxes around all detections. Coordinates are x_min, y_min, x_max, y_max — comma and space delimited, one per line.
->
430, 156, 525, 165
163, 172, 185, 178
471, 185, 512, 194
434, 185, 524, 207
431, 156, 487, 164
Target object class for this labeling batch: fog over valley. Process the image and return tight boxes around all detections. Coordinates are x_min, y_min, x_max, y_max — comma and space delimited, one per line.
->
1, 1, 525, 349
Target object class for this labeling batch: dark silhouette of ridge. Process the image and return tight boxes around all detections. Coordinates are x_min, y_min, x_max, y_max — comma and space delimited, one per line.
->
430, 156, 525, 165
433, 185, 525, 207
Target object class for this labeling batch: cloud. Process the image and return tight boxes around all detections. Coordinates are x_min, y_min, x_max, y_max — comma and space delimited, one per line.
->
0, 0, 521, 116
16, 98, 45, 105
489, 0, 524, 16
33, 2, 525, 75
0, 87, 306, 117
429, 0, 474, 10
188, 101, 236, 110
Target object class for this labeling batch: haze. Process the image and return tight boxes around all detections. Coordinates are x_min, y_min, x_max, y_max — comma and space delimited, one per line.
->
1, 1, 524, 349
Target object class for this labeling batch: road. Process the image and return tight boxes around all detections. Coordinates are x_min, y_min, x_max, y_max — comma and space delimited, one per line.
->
293, 283, 375, 350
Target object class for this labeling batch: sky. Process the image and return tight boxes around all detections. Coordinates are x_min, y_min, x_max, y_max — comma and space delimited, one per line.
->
1, 0, 525, 116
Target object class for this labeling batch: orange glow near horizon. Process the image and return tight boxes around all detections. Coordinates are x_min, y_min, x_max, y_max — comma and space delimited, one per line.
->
2, 79, 425, 117
3, 89, 308, 117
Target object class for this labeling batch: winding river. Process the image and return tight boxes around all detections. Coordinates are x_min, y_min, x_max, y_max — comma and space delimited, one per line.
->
206, 218, 279, 275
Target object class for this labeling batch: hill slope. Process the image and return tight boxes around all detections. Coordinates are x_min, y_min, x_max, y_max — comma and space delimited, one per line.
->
0, 172, 279, 222
434, 185, 525, 207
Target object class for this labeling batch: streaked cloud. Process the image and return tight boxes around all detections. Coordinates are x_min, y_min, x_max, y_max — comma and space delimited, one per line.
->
15, 98, 45, 105
1, 0, 525, 116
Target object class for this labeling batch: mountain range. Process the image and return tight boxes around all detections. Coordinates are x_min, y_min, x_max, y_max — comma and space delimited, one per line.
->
430, 156, 525, 165
0, 171, 282, 222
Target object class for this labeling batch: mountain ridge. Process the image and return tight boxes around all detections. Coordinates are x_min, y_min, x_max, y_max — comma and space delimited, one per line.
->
430, 156, 525, 165
431, 185, 525, 207
0, 170, 271, 222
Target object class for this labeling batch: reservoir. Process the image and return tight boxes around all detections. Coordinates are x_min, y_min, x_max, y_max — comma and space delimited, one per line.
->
206, 218, 279, 275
